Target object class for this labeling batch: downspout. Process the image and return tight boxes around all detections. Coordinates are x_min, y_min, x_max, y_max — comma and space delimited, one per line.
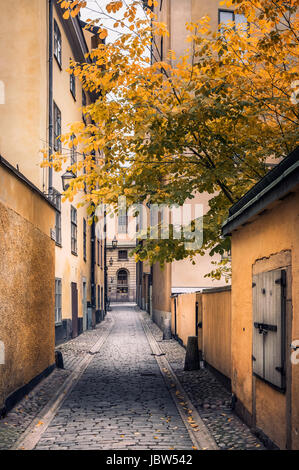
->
104, 206, 108, 316
48, 0, 53, 192
91, 213, 96, 314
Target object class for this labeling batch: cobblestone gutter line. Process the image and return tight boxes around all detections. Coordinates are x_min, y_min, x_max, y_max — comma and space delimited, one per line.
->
139, 308, 265, 451
139, 310, 218, 450
0, 317, 113, 451
12, 316, 114, 450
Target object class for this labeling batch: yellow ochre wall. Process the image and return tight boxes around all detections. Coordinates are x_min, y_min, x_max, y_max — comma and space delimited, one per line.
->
231, 189, 299, 449
0, 164, 56, 408
202, 289, 231, 379
0, 0, 48, 190
171, 289, 231, 379
152, 262, 172, 329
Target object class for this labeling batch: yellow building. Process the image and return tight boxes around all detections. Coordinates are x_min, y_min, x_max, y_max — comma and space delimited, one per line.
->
0, 156, 56, 415
138, 0, 236, 330
222, 146, 299, 449
0, 0, 105, 345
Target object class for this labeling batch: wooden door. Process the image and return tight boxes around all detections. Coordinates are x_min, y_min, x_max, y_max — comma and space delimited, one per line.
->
71, 282, 78, 338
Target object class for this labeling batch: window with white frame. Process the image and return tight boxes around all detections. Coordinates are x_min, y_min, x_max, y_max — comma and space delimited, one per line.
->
54, 20, 62, 67
71, 206, 78, 255
54, 102, 61, 152
218, 10, 248, 33
118, 209, 128, 233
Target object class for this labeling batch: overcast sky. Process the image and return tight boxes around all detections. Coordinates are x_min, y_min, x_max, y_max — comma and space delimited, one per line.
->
81, 0, 144, 43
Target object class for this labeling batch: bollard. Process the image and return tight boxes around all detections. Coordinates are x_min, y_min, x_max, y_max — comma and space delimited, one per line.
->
184, 336, 200, 370
163, 317, 172, 340
55, 350, 64, 369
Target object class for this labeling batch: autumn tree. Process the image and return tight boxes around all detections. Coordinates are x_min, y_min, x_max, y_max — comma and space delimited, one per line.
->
47, 0, 299, 278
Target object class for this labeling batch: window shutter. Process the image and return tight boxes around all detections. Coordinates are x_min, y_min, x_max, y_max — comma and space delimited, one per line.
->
252, 269, 286, 390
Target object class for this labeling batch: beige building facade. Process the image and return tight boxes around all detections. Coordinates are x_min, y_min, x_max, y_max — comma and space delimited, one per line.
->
0, 0, 105, 345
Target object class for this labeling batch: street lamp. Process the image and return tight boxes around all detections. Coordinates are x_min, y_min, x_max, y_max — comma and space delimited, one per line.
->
61, 170, 76, 191
112, 236, 118, 250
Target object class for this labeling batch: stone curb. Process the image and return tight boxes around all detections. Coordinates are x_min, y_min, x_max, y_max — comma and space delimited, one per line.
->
138, 309, 218, 450
12, 316, 115, 451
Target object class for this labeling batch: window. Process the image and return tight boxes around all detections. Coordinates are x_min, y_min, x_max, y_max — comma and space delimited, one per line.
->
252, 269, 286, 390
100, 242, 103, 269
70, 134, 77, 168
117, 270, 128, 286
54, 20, 62, 67
218, 10, 248, 33
97, 239, 100, 266
83, 218, 87, 261
98, 285, 101, 310
118, 209, 128, 233
82, 89, 86, 106
118, 250, 128, 261
49, 189, 62, 246
54, 102, 61, 152
70, 61, 76, 99
71, 206, 77, 255
55, 278, 62, 324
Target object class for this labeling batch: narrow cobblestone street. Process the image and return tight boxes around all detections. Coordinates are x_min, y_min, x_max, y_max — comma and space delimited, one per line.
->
0, 306, 264, 451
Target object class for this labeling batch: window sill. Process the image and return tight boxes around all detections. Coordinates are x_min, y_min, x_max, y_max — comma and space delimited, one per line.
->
55, 322, 63, 327
56, 242, 62, 248
71, 251, 78, 257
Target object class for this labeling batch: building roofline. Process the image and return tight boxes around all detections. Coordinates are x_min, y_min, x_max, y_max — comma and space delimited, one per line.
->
222, 146, 299, 236
54, 2, 90, 63
0, 155, 56, 210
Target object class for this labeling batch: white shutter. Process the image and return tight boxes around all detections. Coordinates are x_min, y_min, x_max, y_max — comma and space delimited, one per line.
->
252, 269, 286, 390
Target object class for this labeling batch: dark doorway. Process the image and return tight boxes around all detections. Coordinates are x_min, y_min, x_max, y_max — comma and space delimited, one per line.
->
117, 269, 129, 302
71, 282, 78, 338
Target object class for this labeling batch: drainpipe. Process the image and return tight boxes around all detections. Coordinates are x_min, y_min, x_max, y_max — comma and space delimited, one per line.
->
48, 0, 53, 192
91, 212, 96, 316
104, 206, 108, 316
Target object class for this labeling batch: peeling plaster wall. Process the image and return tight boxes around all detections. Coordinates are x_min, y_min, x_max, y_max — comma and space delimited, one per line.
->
0, 165, 55, 409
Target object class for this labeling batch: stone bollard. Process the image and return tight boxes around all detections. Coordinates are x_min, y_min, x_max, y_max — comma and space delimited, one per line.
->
163, 317, 172, 340
184, 336, 200, 370
55, 350, 64, 369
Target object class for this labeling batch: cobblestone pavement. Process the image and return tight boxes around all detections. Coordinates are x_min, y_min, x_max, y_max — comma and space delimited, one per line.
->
0, 318, 112, 450
140, 309, 265, 450
0, 306, 265, 451
35, 306, 194, 450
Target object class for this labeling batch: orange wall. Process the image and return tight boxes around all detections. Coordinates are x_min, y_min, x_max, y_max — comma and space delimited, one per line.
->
171, 289, 231, 379
231, 188, 299, 449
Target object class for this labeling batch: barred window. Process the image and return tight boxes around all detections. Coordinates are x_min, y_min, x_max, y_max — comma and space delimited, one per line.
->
55, 278, 62, 324
118, 250, 128, 260
71, 206, 77, 255
54, 20, 62, 67
54, 102, 61, 152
